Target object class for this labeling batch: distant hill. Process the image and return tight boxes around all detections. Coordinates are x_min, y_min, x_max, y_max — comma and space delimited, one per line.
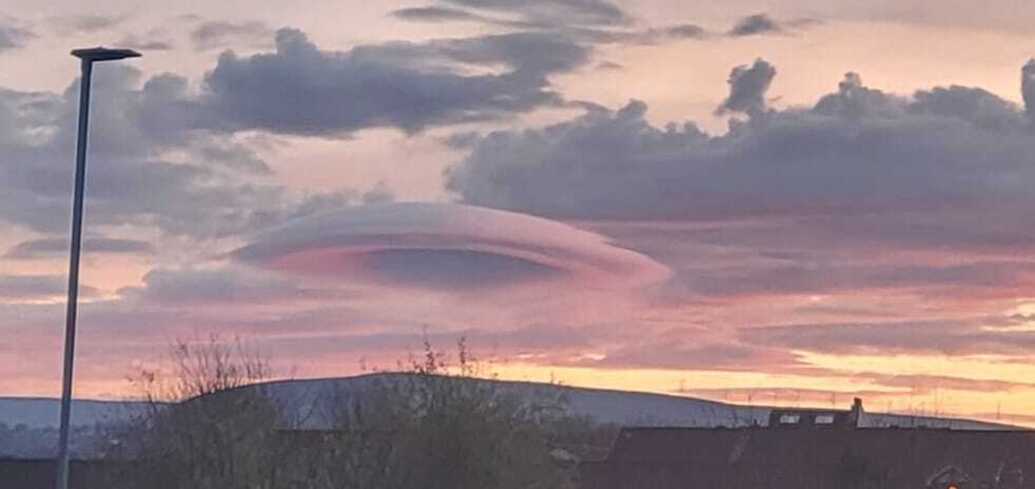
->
240, 374, 1013, 431
0, 373, 1015, 459
0, 398, 150, 459
0, 397, 149, 430
236, 373, 772, 429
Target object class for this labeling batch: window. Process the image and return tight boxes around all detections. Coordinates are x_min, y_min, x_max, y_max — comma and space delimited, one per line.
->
815, 414, 835, 424
779, 414, 801, 424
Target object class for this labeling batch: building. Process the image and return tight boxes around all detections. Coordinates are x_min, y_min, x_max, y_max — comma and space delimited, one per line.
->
767, 398, 865, 429
0, 459, 114, 489
581, 400, 1035, 489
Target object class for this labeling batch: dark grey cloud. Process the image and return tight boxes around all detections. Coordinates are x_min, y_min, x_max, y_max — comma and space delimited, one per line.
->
0, 23, 603, 236
391, 6, 483, 22
663, 24, 708, 39
0, 64, 352, 237
202, 28, 588, 135
389, 5, 541, 30
0, 24, 33, 52
728, 14, 782, 36
5, 237, 155, 260
191, 20, 274, 51
1022, 59, 1035, 119
727, 14, 817, 37
441, 0, 630, 27
119, 267, 320, 305
716, 58, 776, 115
448, 60, 1035, 236
575, 24, 708, 45
664, 260, 1035, 300
47, 14, 126, 34
910, 84, 1022, 130
392, 1, 702, 46
812, 72, 905, 118
0, 275, 98, 301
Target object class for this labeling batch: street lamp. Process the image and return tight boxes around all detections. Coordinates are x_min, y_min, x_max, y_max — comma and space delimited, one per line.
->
56, 46, 141, 489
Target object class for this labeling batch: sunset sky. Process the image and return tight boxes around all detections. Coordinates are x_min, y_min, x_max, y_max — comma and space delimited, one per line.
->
4, 0, 1035, 425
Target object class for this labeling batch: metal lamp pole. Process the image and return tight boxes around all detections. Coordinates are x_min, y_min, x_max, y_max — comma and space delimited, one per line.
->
56, 47, 140, 489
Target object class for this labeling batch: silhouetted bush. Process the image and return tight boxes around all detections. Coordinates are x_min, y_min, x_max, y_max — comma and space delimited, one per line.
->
104, 336, 613, 489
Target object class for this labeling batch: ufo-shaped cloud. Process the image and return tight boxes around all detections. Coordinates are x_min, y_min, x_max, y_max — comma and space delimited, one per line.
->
234, 203, 670, 291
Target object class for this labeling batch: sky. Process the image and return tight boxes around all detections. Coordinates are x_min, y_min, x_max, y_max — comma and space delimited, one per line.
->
4, 0, 1035, 425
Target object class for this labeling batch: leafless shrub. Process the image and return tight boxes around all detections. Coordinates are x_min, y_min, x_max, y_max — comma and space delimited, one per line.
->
104, 336, 284, 489
104, 335, 613, 489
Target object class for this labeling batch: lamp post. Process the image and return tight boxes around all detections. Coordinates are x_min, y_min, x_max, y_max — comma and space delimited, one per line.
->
56, 47, 140, 489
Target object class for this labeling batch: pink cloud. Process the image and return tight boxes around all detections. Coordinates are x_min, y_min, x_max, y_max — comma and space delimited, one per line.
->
234, 202, 671, 292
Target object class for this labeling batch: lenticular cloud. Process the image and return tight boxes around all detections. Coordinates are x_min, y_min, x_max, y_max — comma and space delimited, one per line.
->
234, 202, 670, 291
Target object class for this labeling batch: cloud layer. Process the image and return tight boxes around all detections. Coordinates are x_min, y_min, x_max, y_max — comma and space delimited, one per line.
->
441, 57, 1035, 404
448, 60, 1035, 231
0, 63, 356, 237
202, 29, 588, 135
5, 237, 155, 260
235, 202, 670, 291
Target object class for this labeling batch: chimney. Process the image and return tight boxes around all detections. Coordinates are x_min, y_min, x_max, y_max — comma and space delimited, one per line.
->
848, 398, 864, 427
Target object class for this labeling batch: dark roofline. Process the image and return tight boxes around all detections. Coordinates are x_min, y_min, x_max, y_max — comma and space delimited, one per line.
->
0, 457, 115, 463
769, 407, 850, 414
615, 426, 1035, 434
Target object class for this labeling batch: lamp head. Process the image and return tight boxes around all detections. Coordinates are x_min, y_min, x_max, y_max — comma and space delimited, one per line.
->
71, 47, 142, 62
